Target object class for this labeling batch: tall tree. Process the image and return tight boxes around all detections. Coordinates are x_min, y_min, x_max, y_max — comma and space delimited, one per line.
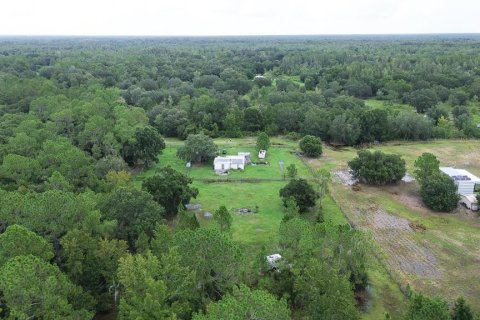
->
0, 255, 94, 320
213, 205, 233, 233
100, 187, 165, 250
279, 179, 318, 213
0, 224, 53, 267
414, 153, 440, 186
142, 166, 198, 218
256, 132, 271, 151
176, 133, 218, 163
122, 126, 165, 167
193, 285, 290, 320
294, 259, 360, 320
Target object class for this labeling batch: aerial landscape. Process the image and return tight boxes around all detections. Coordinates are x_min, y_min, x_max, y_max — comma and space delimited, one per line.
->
1, 1, 480, 320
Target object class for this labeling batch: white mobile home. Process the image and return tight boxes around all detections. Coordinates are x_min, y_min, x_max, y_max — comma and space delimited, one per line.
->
214, 156, 246, 172
238, 152, 251, 163
440, 167, 480, 195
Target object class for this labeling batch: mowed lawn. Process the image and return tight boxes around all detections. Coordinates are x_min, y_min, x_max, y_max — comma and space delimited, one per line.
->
135, 137, 316, 254
307, 139, 480, 312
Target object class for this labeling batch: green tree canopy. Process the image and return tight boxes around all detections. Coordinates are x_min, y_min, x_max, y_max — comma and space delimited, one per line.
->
142, 166, 198, 218
0, 255, 94, 320
177, 133, 218, 163
420, 173, 459, 212
213, 205, 233, 233
0, 224, 53, 267
299, 135, 323, 157
406, 293, 450, 320
414, 152, 440, 186
348, 150, 406, 185
193, 285, 290, 320
279, 179, 318, 213
100, 187, 165, 250
294, 258, 360, 320
256, 131, 271, 151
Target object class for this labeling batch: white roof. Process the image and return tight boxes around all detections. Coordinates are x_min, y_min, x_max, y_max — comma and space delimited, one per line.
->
214, 156, 245, 165
440, 167, 480, 182
238, 152, 251, 156
266, 254, 282, 263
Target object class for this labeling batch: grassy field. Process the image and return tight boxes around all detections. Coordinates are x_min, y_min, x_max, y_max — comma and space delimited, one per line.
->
135, 137, 409, 319
307, 139, 480, 313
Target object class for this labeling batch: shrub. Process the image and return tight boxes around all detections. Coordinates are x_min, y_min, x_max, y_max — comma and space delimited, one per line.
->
420, 173, 459, 212
279, 179, 318, 213
299, 135, 322, 157
348, 150, 406, 185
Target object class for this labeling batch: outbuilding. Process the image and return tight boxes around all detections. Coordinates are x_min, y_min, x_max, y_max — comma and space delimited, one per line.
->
214, 156, 246, 172
258, 150, 266, 160
440, 167, 480, 195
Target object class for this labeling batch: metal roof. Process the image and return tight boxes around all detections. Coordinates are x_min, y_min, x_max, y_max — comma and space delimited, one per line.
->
440, 167, 480, 182
214, 156, 245, 165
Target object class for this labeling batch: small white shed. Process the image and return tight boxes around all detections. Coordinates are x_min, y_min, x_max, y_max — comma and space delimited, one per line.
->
258, 150, 266, 160
214, 156, 246, 172
266, 254, 282, 269
440, 167, 480, 195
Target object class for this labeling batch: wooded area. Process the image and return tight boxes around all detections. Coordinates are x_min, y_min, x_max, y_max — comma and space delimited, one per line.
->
0, 35, 479, 319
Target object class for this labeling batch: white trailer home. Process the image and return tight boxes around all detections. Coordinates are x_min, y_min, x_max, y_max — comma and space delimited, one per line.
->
440, 167, 480, 195
214, 156, 246, 172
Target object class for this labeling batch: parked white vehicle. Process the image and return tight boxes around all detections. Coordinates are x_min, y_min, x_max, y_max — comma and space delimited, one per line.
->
459, 194, 478, 211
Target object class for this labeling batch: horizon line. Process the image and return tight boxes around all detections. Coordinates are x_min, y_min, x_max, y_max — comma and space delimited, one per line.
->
1, 32, 480, 38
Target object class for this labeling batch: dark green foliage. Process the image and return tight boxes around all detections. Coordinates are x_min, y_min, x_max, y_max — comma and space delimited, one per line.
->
142, 166, 199, 218
294, 259, 360, 320
451, 297, 474, 320
393, 112, 433, 140
348, 150, 406, 185
406, 293, 450, 320
122, 126, 165, 167
420, 173, 460, 212
286, 163, 298, 179
256, 132, 271, 151
177, 210, 200, 231
299, 135, 322, 157
117, 250, 196, 319
100, 187, 165, 250
329, 113, 361, 146
177, 133, 218, 163
0, 255, 94, 319
173, 228, 243, 301
414, 152, 440, 186
213, 205, 232, 233
279, 179, 318, 213
0, 224, 54, 267
193, 285, 290, 320
408, 89, 438, 113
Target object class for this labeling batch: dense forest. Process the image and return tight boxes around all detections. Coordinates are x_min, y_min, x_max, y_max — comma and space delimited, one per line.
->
0, 36, 479, 319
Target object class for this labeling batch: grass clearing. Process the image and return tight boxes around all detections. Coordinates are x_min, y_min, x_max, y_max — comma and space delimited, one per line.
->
309, 139, 480, 312
134, 137, 419, 319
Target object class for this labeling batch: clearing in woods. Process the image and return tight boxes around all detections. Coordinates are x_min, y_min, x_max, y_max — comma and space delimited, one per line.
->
136, 137, 407, 319
306, 139, 480, 312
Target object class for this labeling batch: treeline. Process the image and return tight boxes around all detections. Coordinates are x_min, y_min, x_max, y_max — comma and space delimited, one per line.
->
1, 36, 480, 319
1, 36, 480, 149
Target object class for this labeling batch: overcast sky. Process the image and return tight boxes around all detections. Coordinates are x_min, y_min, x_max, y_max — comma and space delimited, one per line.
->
1, 0, 479, 36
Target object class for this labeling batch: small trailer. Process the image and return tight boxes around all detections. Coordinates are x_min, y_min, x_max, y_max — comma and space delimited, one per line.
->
459, 194, 478, 211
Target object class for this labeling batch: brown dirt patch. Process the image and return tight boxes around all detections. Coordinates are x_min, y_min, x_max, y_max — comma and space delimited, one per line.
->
353, 207, 442, 279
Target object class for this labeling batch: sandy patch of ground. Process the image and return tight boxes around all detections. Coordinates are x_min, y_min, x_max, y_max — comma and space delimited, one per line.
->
353, 205, 442, 279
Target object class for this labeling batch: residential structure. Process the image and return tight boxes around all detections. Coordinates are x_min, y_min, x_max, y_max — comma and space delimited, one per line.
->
440, 167, 480, 195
